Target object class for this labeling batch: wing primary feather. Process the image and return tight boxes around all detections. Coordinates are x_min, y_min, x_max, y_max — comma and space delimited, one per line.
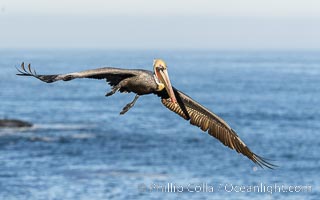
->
253, 155, 278, 169
16, 66, 25, 75
28, 63, 32, 73
16, 62, 141, 89
21, 62, 26, 72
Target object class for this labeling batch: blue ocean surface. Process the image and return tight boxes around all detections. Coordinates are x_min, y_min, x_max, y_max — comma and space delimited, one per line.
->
0, 50, 319, 200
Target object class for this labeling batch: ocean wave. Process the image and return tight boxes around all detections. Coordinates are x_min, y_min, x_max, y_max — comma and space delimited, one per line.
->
27, 133, 96, 143
34, 123, 96, 130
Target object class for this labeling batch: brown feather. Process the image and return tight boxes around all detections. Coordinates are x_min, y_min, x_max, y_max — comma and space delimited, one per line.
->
161, 89, 276, 169
21, 62, 26, 72
28, 63, 32, 73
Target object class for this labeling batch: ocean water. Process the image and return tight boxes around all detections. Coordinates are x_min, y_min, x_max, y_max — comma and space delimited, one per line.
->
0, 49, 319, 200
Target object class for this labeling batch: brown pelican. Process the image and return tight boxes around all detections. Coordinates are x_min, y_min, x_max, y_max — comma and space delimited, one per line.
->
17, 59, 275, 168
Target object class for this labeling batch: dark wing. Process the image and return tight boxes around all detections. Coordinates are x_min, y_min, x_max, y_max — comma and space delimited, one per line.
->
16, 62, 139, 87
159, 88, 275, 169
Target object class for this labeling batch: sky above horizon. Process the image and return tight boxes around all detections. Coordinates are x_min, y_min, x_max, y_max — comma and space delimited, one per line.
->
0, 0, 319, 49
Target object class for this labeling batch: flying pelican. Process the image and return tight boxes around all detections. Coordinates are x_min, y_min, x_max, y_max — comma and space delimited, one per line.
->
17, 59, 275, 168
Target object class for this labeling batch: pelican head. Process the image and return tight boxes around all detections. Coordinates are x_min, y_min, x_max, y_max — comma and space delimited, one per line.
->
153, 59, 177, 103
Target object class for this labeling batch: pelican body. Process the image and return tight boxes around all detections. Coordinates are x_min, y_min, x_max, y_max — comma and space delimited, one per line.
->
17, 59, 275, 168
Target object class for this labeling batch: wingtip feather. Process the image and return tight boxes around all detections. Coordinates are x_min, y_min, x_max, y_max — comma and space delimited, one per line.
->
16, 62, 37, 77
253, 154, 278, 169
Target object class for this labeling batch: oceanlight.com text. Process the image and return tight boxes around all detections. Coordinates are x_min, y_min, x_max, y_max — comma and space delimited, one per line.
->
137, 182, 312, 194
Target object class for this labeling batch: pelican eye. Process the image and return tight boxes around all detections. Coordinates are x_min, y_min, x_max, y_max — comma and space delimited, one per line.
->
156, 65, 165, 71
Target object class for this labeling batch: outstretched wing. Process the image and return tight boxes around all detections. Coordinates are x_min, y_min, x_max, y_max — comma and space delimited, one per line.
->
16, 62, 139, 87
160, 88, 275, 169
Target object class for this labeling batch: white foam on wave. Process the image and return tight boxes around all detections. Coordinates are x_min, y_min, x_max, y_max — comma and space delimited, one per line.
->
26, 133, 95, 143
70, 133, 95, 139
0, 126, 34, 136
0, 123, 96, 137
29, 136, 58, 142
33, 123, 96, 130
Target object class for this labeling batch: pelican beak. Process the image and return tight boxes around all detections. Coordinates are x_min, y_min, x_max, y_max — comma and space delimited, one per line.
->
158, 69, 177, 103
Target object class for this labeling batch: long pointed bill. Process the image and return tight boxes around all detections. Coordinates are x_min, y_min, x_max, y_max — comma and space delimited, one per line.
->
158, 69, 177, 104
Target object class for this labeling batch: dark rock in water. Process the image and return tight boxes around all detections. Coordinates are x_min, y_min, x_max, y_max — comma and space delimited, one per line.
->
0, 119, 33, 128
